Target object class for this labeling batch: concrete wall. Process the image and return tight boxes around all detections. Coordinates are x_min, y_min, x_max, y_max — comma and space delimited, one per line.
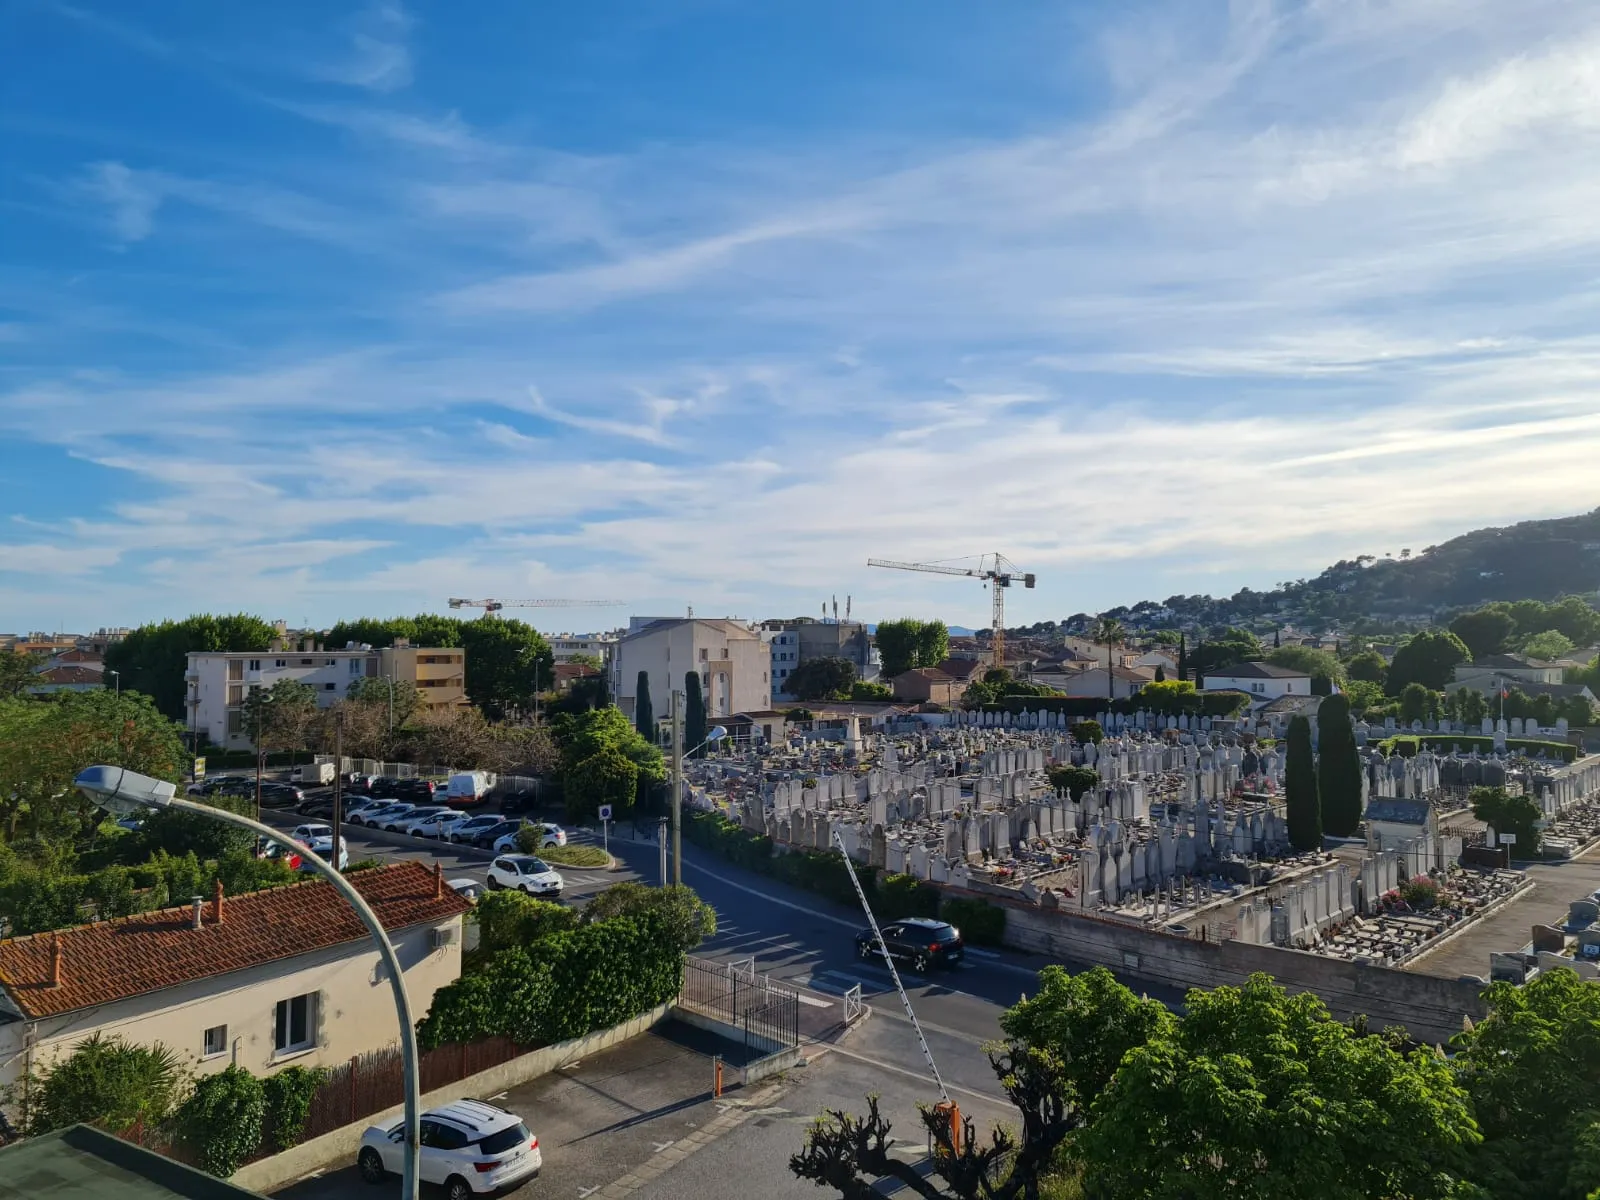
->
0, 919, 463, 1103
1002, 902, 1484, 1044
231, 1002, 673, 1193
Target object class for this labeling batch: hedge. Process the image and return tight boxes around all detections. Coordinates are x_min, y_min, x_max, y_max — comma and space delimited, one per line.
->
1377, 734, 1578, 763
685, 811, 1006, 946
177, 1066, 265, 1178
416, 910, 683, 1050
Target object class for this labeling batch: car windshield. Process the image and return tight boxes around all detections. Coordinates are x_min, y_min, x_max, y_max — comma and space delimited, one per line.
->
476, 1122, 531, 1155
512, 857, 547, 873
932, 925, 960, 942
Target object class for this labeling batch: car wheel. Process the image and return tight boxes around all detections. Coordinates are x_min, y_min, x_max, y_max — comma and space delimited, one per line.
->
486, 877, 501, 890
857, 941, 872, 960
912, 953, 929, 974
357, 1148, 387, 1184
444, 1175, 473, 1200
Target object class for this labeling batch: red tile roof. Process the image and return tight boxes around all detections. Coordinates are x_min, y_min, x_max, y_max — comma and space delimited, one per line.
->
0, 862, 470, 1020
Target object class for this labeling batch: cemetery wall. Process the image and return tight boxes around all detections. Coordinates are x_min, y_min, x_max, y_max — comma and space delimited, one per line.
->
1002, 902, 1485, 1044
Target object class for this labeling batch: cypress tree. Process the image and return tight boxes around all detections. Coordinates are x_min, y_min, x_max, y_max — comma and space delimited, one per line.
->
1317, 693, 1363, 836
634, 671, 654, 741
684, 671, 707, 759
1285, 714, 1322, 852
1273, 628, 1281, 648
1177, 634, 1187, 681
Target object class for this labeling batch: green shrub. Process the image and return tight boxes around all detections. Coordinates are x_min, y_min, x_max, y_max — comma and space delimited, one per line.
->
941, 897, 1005, 946
536, 844, 610, 867
1069, 721, 1104, 745
177, 1065, 265, 1177
1047, 765, 1099, 800
582, 882, 716, 950
1377, 734, 1576, 762
19, 1034, 186, 1137
418, 912, 683, 1050
261, 1065, 327, 1152
474, 890, 577, 956
876, 873, 939, 921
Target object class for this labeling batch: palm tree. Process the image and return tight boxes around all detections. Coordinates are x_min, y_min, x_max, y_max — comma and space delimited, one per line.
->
1095, 617, 1125, 703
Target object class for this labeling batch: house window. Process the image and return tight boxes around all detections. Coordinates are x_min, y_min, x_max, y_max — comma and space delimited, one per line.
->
323, 682, 336, 691
350, 659, 362, 674
248, 660, 261, 671
274, 992, 317, 1055
203, 1024, 228, 1059
274, 659, 286, 668
700, 648, 709, 662
300, 658, 314, 666
325, 658, 336, 666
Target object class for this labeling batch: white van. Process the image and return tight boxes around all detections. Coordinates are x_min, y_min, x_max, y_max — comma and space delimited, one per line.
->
294, 761, 336, 785
446, 771, 494, 806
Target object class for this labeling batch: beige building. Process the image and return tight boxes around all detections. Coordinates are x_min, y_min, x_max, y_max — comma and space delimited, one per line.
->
611, 619, 770, 724
1451, 653, 1566, 694
0, 862, 468, 1103
380, 639, 468, 710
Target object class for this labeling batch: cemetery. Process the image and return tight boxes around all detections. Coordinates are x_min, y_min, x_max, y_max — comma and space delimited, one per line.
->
688, 704, 1600, 990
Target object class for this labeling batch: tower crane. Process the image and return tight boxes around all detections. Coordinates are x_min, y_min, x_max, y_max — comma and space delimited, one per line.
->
866, 554, 1035, 669
446, 598, 625, 617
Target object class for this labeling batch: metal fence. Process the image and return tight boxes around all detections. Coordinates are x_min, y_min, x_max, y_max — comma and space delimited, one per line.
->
679, 956, 800, 1054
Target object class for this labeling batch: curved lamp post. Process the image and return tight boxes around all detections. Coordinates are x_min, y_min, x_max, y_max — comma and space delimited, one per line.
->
669, 724, 727, 886
74, 766, 420, 1200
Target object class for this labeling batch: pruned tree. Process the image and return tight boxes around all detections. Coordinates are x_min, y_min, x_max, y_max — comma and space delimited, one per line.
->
1285, 713, 1321, 851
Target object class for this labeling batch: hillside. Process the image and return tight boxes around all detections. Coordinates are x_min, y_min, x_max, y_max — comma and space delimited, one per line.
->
1037, 506, 1600, 637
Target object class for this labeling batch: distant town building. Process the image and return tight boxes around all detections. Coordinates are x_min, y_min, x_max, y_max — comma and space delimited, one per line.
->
611, 619, 770, 723
378, 639, 467, 710
1200, 661, 1312, 706
547, 632, 619, 665
186, 639, 378, 749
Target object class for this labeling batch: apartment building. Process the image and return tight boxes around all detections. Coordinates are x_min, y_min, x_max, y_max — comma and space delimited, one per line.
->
186, 640, 378, 749
611, 619, 770, 723
762, 627, 801, 701
379, 639, 467, 710
548, 632, 619, 665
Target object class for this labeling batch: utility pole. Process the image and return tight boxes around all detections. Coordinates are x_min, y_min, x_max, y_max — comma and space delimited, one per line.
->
332, 710, 345, 873
670, 689, 684, 886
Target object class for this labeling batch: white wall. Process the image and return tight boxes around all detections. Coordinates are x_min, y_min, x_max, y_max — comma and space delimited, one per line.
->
0, 918, 461, 1106
188, 650, 376, 748
612, 622, 770, 722
1203, 673, 1309, 702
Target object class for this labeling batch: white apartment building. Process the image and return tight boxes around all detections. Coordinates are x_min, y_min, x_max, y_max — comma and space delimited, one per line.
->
548, 632, 619, 665
611, 619, 771, 724
1200, 661, 1312, 707
763, 628, 800, 702
187, 640, 377, 749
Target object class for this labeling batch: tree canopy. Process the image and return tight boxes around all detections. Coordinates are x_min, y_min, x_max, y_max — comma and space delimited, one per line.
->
875, 618, 950, 679
1387, 630, 1470, 694
1470, 786, 1541, 857
1266, 645, 1345, 689
1284, 714, 1321, 851
1449, 609, 1516, 659
1316, 693, 1363, 837
1344, 649, 1389, 685
240, 679, 318, 753
104, 614, 278, 719
1189, 628, 1263, 676
787, 656, 858, 701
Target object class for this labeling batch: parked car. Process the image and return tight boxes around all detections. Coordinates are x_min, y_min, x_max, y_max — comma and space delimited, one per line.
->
186, 775, 249, 797
348, 801, 412, 828
389, 778, 438, 804
447, 878, 486, 902
346, 773, 381, 795
854, 917, 965, 973
490, 822, 565, 855
445, 771, 492, 806
401, 809, 467, 839
489, 783, 538, 814
446, 814, 505, 844
486, 856, 563, 897
258, 782, 305, 808
388, 806, 452, 835
293, 835, 351, 871
470, 820, 524, 851
261, 842, 303, 871
296, 794, 377, 820
357, 1099, 541, 1198
292, 822, 333, 843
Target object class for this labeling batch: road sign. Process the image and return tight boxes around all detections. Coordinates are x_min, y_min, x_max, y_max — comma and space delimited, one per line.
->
598, 804, 613, 821
1499, 832, 1517, 845
192, 756, 206, 781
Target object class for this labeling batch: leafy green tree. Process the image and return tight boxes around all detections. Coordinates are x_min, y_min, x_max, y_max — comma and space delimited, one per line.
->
474, 889, 577, 954
787, 656, 857, 701
20, 1034, 187, 1137
1344, 649, 1389, 685
1078, 974, 1479, 1200
1399, 681, 1441, 724
633, 671, 654, 741
1070, 720, 1103, 744
1446, 686, 1491, 725
240, 678, 318, 752
1542, 595, 1600, 646
261, 1065, 328, 1152
1342, 679, 1386, 713
458, 617, 553, 720
1094, 617, 1124, 702
582, 882, 716, 950
1267, 645, 1344, 690
1450, 609, 1516, 659
875, 618, 952, 679
347, 675, 418, 728
1316, 693, 1363, 837
848, 680, 893, 700
1137, 679, 1197, 714
1285, 714, 1321, 851
104, 614, 278, 720
177, 1065, 265, 1177
1457, 968, 1600, 1200
1046, 765, 1099, 800
0, 651, 42, 699
564, 747, 641, 822
1387, 630, 1470, 695
1471, 786, 1540, 856
1189, 628, 1264, 676
1523, 629, 1576, 661
552, 706, 663, 783
684, 671, 707, 758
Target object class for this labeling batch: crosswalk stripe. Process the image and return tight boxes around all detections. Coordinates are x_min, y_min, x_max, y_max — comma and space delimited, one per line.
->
796, 993, 833, 1009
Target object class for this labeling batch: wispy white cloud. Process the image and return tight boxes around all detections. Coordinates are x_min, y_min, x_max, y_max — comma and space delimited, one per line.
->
313, 1, 413, 93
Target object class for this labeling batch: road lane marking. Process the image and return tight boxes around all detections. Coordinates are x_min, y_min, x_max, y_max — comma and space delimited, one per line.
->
651, 1140, 675, 1153
796, 992, 833, 1008
818, 1043, 1009, 1107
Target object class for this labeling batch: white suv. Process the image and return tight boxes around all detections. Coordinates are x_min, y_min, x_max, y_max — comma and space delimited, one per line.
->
486, 855, 564, 896
358, 1100, 541, 1199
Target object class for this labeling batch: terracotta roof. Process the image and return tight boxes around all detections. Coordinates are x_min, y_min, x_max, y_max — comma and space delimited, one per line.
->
0, 862, 470, 1020
33, 665, 103, 684
552, 662, 599, 680
935, 657, 986, 681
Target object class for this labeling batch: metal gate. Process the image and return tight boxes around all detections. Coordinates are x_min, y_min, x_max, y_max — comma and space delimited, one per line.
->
680, 956, 801, 1054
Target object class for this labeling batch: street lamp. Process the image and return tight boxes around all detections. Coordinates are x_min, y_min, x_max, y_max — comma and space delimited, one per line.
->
107, 669, 120, 697
74, 765, 421, 1200
669, 722, 727, 886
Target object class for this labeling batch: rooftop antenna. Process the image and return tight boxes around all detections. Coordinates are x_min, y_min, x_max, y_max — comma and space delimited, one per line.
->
846, 595, 852, 622
832, 595, 838, 623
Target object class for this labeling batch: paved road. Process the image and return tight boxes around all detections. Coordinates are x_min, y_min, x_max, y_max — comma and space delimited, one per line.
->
257, 797, 1180, 1105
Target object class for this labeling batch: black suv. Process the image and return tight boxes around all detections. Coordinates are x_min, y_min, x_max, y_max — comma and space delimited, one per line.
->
854, 918, 965, 973
471, 819, 525, 850
258, 782, 304, 807
389, 778, 437, 803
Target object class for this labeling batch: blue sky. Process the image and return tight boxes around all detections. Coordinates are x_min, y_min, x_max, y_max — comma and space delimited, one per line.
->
5, 0, 1600, 635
